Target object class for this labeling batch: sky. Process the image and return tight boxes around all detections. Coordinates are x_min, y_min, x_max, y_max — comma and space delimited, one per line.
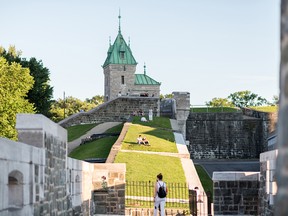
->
1, 0, 280, 105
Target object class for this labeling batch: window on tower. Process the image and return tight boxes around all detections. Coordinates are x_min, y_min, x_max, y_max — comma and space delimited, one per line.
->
120, 51, 125, 59
121, 76, 125, 85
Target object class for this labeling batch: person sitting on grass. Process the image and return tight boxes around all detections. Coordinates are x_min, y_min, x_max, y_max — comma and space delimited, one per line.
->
142, 137, 150, 145
137, 135, 150, 146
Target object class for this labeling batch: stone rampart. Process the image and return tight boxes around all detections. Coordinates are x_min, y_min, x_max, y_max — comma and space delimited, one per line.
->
186, 112, 263, 159
59, 96, 160, 128
0, 114, 125, 216
213, 172, 260, 216
186, 110, 277, 159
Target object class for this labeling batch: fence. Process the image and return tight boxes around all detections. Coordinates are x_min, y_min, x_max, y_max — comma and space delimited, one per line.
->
190, 105, 240, 113
125, 181, 213, 215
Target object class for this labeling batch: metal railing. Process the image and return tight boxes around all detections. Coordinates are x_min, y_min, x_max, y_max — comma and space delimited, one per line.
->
190, 105, 240, 113
126, 181, 189, 209
125, 181, 213, 215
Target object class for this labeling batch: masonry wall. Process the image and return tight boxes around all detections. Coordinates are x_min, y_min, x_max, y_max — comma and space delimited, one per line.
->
59, 96, 160, 128
213, 172, 260, 216
258, 150, 278, 216
186, 112, 264, 159
0, 114, 126, 216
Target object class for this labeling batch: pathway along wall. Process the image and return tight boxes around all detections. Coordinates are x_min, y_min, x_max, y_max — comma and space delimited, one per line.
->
186, 110, 277, 159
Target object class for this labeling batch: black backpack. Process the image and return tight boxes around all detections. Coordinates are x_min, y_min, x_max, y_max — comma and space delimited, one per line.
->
157, 182, 166, 198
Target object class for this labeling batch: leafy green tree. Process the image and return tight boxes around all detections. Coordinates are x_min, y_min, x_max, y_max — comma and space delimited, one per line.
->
228, 90, 269, 108
0, 46, 53, 117
85, 95, 104, 106
50, 95, 103, 122
0, 57, 35, 140
160, 94, 173, 99
205, 97, 234, 107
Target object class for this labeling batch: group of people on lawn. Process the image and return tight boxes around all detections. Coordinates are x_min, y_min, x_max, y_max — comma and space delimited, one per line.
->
137, 134, 150, 146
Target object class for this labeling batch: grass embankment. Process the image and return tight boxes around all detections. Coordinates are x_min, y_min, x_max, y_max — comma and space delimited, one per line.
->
195, 165, 213, 199
67, 123, 98, 142
191, 107, 239, 113
249, 106, 278, 113
69, 123, 124, 160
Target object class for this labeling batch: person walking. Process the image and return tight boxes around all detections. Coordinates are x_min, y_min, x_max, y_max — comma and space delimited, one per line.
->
153, 173, 168, 216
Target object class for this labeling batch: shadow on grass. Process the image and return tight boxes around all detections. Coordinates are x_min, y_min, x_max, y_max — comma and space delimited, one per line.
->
144, 128, 175, 142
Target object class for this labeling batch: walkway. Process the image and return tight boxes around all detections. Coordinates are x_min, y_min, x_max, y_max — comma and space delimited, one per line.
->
68, 122, 122, 154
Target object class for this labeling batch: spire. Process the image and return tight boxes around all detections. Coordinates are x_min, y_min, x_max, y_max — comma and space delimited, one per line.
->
109, 36, 111, 46
144, 63, 146, 75
118, 9, 121, 33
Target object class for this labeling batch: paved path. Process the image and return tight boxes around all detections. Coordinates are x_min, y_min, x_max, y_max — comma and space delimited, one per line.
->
194, 159, 260, 178
68, 122, 121, 154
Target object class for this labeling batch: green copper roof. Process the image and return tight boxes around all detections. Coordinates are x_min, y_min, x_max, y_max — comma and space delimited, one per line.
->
135, 74, 161, 85
103, 32, 137, 67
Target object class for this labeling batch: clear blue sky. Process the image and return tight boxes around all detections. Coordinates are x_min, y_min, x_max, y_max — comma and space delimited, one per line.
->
1, 0, 280, 105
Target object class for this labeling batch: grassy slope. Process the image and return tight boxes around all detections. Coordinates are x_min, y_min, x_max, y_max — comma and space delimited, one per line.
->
67, 123, 98, 142
191, 107, 239, 113
249, 106, 278, 113
121, 124, 177, 152
115, 152, 186, 182
69, 123, 124, 159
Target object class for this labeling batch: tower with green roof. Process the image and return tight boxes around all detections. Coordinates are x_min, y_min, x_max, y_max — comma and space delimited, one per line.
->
102, 14, 161, 101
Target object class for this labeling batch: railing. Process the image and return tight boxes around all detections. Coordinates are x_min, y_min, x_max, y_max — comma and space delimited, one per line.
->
126, 181, 189, 209
125, 181, 213, 216
190, 105, 240, 113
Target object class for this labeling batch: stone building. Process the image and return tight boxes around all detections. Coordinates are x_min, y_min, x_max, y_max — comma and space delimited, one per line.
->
103, 15, 161, 102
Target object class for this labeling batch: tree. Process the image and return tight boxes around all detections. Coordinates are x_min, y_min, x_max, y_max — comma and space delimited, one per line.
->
228, 90, 269, 108
0, 46, 53, 117
205, 97, 234, 107
50, 95, 103, 122
0, 57, 35, 140
160, 94, 173, 99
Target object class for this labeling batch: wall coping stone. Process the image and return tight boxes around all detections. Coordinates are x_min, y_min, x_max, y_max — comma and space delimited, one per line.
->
260, 149, 278, 162
16, 114, 67, 142
212, 171, 260, 181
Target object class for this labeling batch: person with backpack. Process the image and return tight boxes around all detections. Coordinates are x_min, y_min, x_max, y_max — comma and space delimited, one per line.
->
153, 173, 168, 216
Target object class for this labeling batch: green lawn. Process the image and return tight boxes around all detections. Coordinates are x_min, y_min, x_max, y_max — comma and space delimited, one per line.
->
68, 123, 124, 160
67, 123, 98, 142
115, 152, 188, 200
115, 152, 185, 182
249, 106, 278, 113
195, 165, 213, 200
132, 116, 172, 129
190, 107, 239, 113
121, 124, 177, 153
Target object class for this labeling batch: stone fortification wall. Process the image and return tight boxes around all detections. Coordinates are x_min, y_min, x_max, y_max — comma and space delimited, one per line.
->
186, 112, 264, 159
213, 172, 260, 216
0, 114, 125, 216
258, 150, 278, 216
59, 96, 160, 128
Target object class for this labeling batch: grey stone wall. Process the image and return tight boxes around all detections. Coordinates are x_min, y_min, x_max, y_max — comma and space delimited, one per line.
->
173, 92, 190, 139
213, 172, 260, 216
186, 112, 264, 159
259, 150, 277, 216
0, 114, 126, 216
104, 64, 136, 102
59, 96, 160, 128
276, 2, 288, 215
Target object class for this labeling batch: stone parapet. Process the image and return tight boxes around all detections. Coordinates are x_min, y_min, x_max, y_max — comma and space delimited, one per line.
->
213, 172, 260, 216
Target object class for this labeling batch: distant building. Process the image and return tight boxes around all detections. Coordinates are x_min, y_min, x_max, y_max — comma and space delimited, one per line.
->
103, 14, 161, 102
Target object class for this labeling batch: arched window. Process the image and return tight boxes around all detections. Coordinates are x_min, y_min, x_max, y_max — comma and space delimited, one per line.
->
8, 170, 23, 207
